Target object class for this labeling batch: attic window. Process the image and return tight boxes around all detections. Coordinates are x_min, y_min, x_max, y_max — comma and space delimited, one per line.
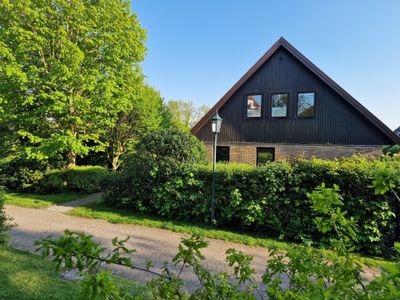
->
246, 95, 262, 118
271, 93, 288, 117
298, 92, 315, 117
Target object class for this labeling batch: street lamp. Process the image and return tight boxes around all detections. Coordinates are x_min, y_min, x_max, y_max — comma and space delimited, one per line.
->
211, 111, 223, 222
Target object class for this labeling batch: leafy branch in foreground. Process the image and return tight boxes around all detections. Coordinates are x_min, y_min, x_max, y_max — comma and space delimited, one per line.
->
35, 231, 261, 299
35, 230, 167, 300
35, 181, 400, 299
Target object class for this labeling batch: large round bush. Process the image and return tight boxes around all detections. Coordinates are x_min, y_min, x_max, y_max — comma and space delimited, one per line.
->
134, 128, 207, 164
102, 128, 207, 207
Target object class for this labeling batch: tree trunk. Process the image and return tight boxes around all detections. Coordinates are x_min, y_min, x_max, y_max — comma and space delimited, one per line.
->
66, 151, 76, 169
111, 154, 120, 171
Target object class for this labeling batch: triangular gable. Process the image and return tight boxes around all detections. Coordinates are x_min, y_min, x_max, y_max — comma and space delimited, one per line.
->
191, 37, 400, 144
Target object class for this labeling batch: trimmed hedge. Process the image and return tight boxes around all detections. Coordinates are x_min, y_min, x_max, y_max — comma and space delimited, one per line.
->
102, 156, 400, 256
0, 158, 109, 194
37, 166, 109, 194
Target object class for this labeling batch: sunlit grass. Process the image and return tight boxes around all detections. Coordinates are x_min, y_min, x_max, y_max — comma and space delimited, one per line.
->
0, 246, 151, 300
4, 192, 84, 208
0, 246, 80, 300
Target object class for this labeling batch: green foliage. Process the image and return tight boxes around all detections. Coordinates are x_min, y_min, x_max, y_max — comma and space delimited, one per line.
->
308, 184, 358, 254
263, 244, 374, 299
383, 144, 400, 156
104, 156, 400, 256
80, 270, 123, 300
64, 166, 109, 193
37, 188, 400, 299
134, 127, 207, 164
371, 157, 400, 198
0, 164, 107, 194
0, 189, 11, 245
0, 157, 52, 191
263, 183, 399, 299
102, 128, 206, 206
37, 231, 260, 299
37, 166, 109, 193
35, 230, 149, 300
0, 0, 146, 166
107, 84, 169, 170
0, 163, 110, 194
165, 100, 210, 130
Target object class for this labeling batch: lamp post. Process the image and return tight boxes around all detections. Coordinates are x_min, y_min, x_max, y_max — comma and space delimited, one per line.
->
211, 111, 223, 222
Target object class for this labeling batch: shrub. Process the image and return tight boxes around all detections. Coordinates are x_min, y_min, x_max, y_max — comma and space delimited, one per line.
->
383, 144, 400, 156
134, 127, 207, 164
0, 155, 109, 194
65, 166, 110, 193
103, 155, 400, 256
0, 188, 11, 245
103, 128, 207, 207
0, 157, 49, 191
36, 166, 109, 194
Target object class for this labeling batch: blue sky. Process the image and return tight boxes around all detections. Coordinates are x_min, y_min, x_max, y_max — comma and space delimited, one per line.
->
132, 0, 400, 129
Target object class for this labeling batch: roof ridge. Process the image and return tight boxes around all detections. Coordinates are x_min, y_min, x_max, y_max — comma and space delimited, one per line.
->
191, 38, 400, 144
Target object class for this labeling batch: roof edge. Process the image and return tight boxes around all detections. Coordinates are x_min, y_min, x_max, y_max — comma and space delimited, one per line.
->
191, 37, 400, 144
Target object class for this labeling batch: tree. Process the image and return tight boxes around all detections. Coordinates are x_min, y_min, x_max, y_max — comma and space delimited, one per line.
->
0, 0, 146, 168
107, 84, 166, 170
166, 100, 209, 130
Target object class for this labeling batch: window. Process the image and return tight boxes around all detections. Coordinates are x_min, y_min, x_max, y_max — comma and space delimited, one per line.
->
246, 95, 262, 117
271, 93, 288, 117
257, 147, 275, 165
216, 146, 229, 162
297, 92, 315, 117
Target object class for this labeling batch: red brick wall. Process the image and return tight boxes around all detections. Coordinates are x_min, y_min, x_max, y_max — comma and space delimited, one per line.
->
204, 142, 382, 165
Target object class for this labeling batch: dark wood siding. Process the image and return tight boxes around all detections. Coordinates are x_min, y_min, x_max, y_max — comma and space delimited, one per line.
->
196, 47, 392, 145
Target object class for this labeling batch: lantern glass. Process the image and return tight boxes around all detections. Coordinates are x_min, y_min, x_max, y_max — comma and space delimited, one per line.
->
211, 112, 222, 134
212, 122, 217, 133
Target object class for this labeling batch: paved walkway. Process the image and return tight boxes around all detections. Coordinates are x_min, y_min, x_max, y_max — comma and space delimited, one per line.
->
5, 203, 273, 292
5, 198, 379, 293
46, 193, 102, 213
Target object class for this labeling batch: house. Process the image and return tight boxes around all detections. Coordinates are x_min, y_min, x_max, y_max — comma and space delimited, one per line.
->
395, 127, 400, 137
191, 38, 400, 165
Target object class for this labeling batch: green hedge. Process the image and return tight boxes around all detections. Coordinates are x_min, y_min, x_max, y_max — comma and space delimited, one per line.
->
37, 166, 109, 194
0, 156, 109, 194
0, 157, 49, 191
102, 156, 400, 256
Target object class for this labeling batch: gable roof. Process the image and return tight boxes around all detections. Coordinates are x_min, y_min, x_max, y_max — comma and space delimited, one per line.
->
191, 37, 400, 144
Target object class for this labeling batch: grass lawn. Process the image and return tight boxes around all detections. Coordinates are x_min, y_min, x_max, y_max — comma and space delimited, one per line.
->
4, 192, 84, 208
0, 246, 80, 300
0, 246, 151, 300
68, 202, 395, 268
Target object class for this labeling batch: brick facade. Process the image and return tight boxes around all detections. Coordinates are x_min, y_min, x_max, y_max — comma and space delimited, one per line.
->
204, 142, 382, 165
